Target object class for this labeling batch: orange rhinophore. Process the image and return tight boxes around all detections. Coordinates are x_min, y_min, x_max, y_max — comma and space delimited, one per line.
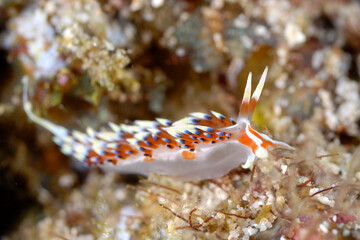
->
22, 67, 294, 181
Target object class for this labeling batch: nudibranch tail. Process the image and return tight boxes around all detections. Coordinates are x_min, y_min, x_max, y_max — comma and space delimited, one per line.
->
23, 77, 87, 160
238, 67, 268, 122
22, 77, 69, 138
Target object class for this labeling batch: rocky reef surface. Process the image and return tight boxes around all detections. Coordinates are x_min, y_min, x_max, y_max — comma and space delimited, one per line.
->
1, 0, 360, 239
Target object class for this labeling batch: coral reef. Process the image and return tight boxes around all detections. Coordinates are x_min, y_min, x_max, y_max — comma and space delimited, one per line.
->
1, 0, 360, 239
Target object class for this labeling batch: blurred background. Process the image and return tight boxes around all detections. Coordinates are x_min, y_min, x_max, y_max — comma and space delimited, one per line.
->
0, 0, 360, 239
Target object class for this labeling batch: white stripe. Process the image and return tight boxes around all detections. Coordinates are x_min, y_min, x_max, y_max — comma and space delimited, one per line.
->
245, 125, 262, 146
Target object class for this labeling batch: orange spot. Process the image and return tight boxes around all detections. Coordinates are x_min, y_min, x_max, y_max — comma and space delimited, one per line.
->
142, 148, 153, 155
181, 134, 196, 141
144, 156, 154, 162
98, 156, 107, 164
118, 144, 138, 155
182, 151, 196, 160
87, 150, 97, 158
156, 131, 179, 147
106, 158, 117, 165
201, 115, 228, 128
104, 150, 116, 157
222, 118, 233, 126
198, 136, 210, 143
168, 144, 177, 149
203, 132, 217, 141
137, 141, 149, 148
121, 133, 133, 138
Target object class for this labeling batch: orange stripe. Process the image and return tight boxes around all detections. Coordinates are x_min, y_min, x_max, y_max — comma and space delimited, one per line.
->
247, 126, 274, 149
240, 101, 250, 116
238, 132, 257, 153
182, 151, 196, 160
249, 98, 258, 115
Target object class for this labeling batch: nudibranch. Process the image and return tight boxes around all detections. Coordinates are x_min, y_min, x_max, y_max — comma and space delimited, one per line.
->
23, 67, 293, 181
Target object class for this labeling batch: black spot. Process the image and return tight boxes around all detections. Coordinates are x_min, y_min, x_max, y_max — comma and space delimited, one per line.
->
203, 114, 212, 120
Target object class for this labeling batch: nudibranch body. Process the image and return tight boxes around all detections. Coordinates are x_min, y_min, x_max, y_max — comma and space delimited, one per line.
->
23, 67, 293, 181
